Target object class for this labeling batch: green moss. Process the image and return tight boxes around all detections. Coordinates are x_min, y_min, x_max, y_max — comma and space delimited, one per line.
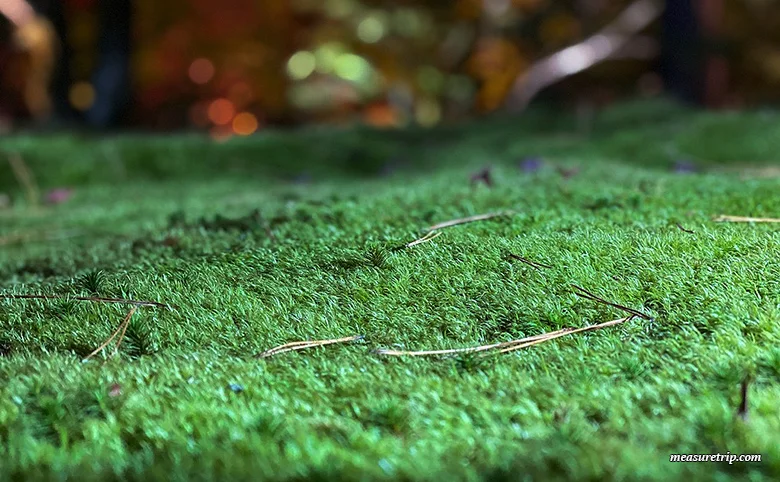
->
0, 100, 778, 480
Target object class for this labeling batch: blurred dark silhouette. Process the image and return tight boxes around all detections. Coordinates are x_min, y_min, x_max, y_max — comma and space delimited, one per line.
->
35, 0, 132, 128
2, 0, 132, 129
661, 0, 701, 104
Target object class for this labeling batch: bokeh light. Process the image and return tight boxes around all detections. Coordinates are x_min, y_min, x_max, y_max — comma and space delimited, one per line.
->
207, 98, 236, 125
232, 112, 259, 135
415, 98, 441, 126
188, 58, 215, 84
314, 42, 346, 74
287, 51, 317, 80
68, 82, 95, 111
334, 54, 373, 83
357, 15, 386, 44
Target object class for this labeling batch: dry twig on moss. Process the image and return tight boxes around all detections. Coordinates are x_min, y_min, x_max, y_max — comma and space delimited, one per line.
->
0, 293, 174, 309
83, 305, 138, 362
256, 335, 364, 359
427, 211, 514, 232
508, 253, 553, 270
376, 317, 634, 358
572, 285, 652, 320
714, 214, 780, 223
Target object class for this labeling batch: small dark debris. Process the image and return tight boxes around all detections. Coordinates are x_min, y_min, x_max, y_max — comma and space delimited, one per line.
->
109, 383, 122, 398
675, 223, 695, 234
228, 383, 244, 393
737, 376, 750, 421
518, 156, 543, 173
557, 166, 580, 179
162, 236, 180, 247
470, 166, 493, 187
0, 341, 13, 357
507, 253, 552, 270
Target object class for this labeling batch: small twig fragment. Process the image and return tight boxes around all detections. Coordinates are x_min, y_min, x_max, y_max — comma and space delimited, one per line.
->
256, 335, 363, 359
470, 167, 493, 187
83, 305, 137, 361
714, 214, 780, 223
495, 317, 631, 354
675, 223, 695, 234
0, 293, 174, 309
572, 285, 652, 320
427, 211, 514, 232
376, 317, 633, 357
395, 230, 443, 251
375, 328, 570, 357
737, 376, 751, 421
508, 253, 553, 270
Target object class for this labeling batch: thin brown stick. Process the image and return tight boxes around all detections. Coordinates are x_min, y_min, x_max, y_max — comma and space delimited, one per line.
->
406, 231, 442, 248
7, 152, 40, 208
737, 375, 750, 421
109, 308, 135, 358
83, 305, 137, 361
495, 316, 631, 354
427, 211, 513, 232
714, 215, 780, 223
675, 223, 695, 234
0, 293, 174, 309
376, 317, 633, 357
375, 328, 570, 357
572, 285, 652, 320
508, 253, 553, 270
256, 335, 363, 359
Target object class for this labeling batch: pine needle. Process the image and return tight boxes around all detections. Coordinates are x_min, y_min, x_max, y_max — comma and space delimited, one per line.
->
83, 305, 137, 362
495, 317, 632, 354
714, 214, 780, 223
427, 211, 514, 232
0, 293, 174, 309
256, 335, 364, 359
405, 231, 442, 248
376, 317, 634, 357
508, 253, 553, 270
572, 285, 652, 320
375, 329, 570, 357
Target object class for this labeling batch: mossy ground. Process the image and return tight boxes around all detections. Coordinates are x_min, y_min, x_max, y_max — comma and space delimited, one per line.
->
1, 101, 779, 481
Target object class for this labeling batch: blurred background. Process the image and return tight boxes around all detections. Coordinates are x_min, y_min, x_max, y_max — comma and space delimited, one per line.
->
0, 0, 778, 136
